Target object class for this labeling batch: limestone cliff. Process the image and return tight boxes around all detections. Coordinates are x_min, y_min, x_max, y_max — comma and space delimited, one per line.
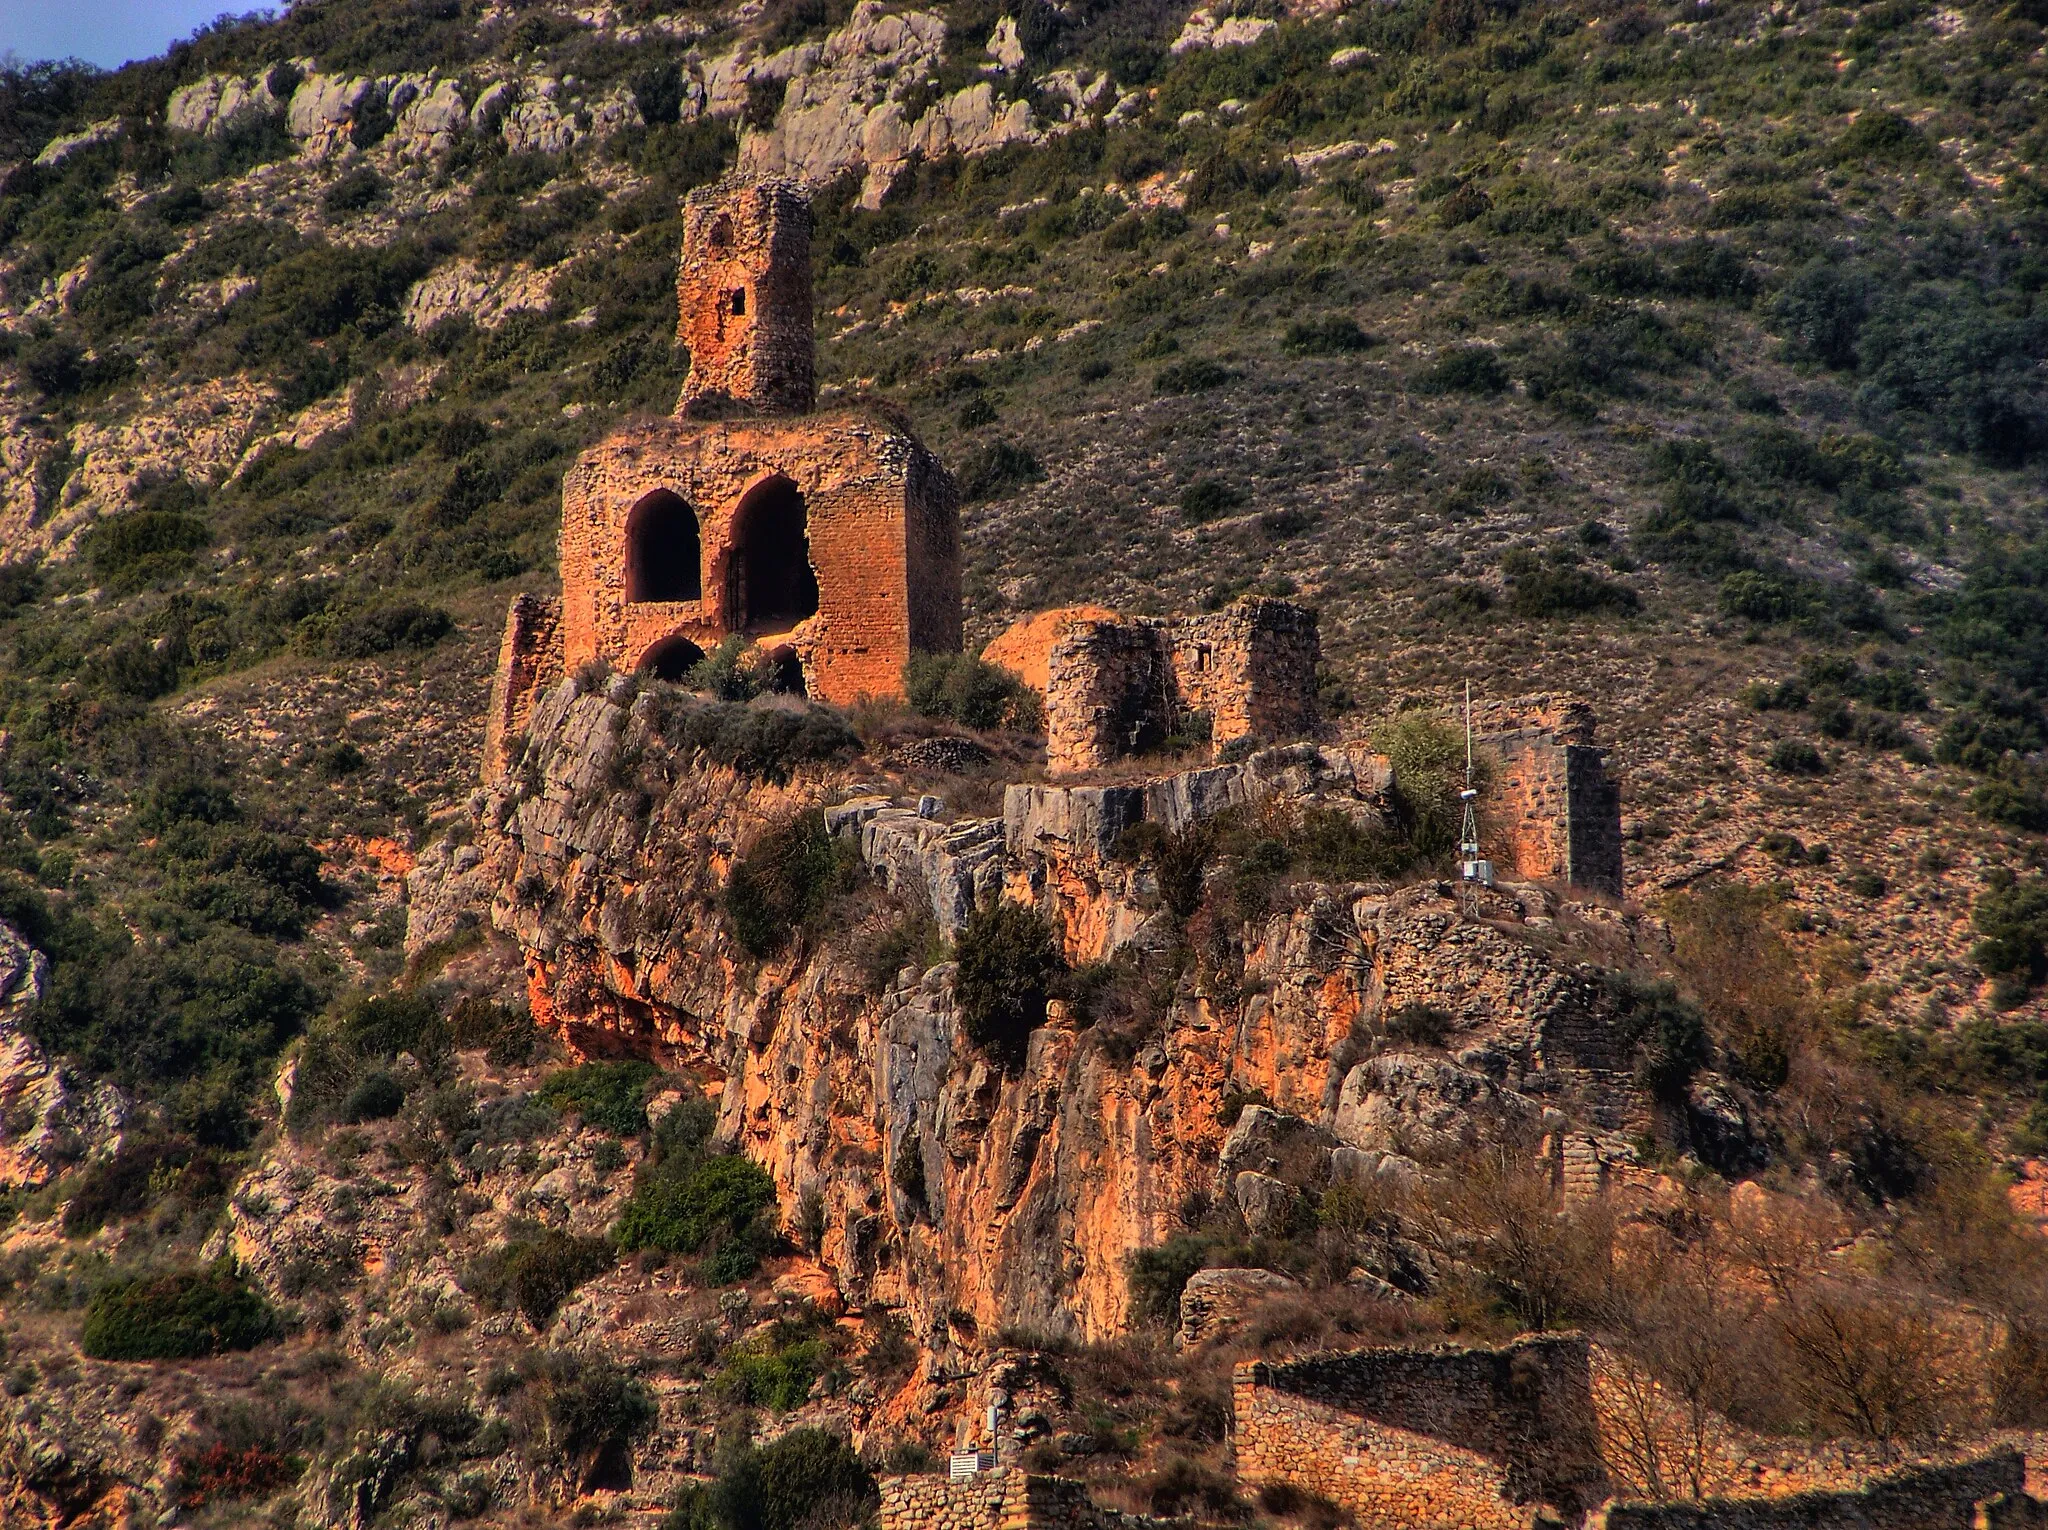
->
456, 672, 1675, 1346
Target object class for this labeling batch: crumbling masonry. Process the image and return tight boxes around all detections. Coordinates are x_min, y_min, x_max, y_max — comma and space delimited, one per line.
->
486, 173, 961, 777
985, 600, 1321, 775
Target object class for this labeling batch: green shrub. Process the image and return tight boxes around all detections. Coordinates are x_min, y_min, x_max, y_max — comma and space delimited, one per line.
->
1155, 358, 1232, 394
1180, 479, 1245, 522
1385, 1002, 1454, 1049
1607, 973, 1711, 1102
313, 602, 454, 660
341, 1071, 405, 1123
665, 1428, 877, 1530
464, 1227, 615, 1329
85, 510, 209, 594
522, 1349, 658, 1493
1720, 570, 1810, 624
1970, 779, 2048, 832
1767, 740, 1827, 775
613, 1153, 776, 1261
717, 1334, 831, 1411
82, 1264, 278, 1360
286, 991, 450, 1131
724, 809, 856, 956
665, 700, 860, 784
1973, 872, 2048, 996
1506, 557, 1640, 619
539, 1060, 661, 1136
1414, 345, 1509, 395
1282, 315, 1375, 355
905, 651, 1040, 731
1128, 1234, 1229, 1327
953, 900, 1064, 1070
1371, 711, 1472, 860
682, 636, 765, 701
955, 440, 1043, 501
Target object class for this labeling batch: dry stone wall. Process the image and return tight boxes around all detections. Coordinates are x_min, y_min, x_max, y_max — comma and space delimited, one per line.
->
1233, 1335, 1611, 1529
1590, 1451, 2030, 1530
879, 1469, 1139, 1530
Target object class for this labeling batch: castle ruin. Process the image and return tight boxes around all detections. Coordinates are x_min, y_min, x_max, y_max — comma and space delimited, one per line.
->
486, 173, 961, 777
983, 600, 1322, 775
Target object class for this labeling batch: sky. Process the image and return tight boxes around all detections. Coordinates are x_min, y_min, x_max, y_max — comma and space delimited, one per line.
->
0, 0, 261, 71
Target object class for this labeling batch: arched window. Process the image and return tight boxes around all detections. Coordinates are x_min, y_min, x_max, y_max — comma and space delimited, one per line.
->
729, 288, 746, 316
623, 490, 701, 604
638, 636, 706, 682
728, 477, 819, 632
708, 213, 733, 250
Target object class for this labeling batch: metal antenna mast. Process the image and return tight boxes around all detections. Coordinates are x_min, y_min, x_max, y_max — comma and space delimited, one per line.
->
1458, 681, 1492, 890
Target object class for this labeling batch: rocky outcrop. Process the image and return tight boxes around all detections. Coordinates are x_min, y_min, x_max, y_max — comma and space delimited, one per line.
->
401, 258, 557, 332
167, 69, 296, 136
452, 676, 1655, 1349
736, 0, 1043, 208
0, 921, 124, 1191
42, 377, 277, 563
31, 120, 123, 170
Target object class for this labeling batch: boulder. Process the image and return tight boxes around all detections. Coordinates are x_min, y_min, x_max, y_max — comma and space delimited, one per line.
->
1233, 1170, 1297, 1236
1176, 1266, 1299, 1348
1333, 1051, 1541, 1158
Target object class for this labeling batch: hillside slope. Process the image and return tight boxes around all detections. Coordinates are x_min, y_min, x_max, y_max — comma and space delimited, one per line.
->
0, 0, 2047, 1523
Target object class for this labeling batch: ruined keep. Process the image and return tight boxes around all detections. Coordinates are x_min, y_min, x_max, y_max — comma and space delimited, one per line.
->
986, 600, 1322, 775
486, 172, 961, 774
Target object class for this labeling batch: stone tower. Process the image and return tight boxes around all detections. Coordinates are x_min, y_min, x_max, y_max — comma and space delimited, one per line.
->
675, 175, 814, 417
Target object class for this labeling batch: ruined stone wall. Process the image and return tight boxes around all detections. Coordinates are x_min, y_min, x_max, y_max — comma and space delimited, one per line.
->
878, 1470, 1135, 1530
1478, 723, 1623, 898
483, 592, 562, 783
1590, 1451, 2030, 1530
676, 175, 814, 416
1167, 598, 1319, 748
555, 408, 958, 704
1039, 599, 1320, 775
1233, 1335, 1610, 1529
1044, 620, 1174, 774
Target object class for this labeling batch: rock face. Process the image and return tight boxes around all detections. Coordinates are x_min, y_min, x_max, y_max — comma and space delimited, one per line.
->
449, 676, 1655, 1345
737, 1, 1042, 208
0, 921, 124, 1192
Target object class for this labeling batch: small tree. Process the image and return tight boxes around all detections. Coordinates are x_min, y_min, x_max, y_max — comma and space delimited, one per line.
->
953, 901, 1064, 1070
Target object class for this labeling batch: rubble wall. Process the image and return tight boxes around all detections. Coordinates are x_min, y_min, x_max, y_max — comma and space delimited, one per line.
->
1591, 1451, 2029, 1530
1233, 1335, 1610, 1529
483, 592, 563, 784
1044, 619, 1174, 773
1166, 598, 1319, 748
676, 175, 815, 416
878, 1469, 1134, 1530
1480, 728, 1623, 898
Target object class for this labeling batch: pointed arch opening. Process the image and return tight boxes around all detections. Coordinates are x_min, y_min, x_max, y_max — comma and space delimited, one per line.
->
728, 476, 819, 633
638, 635, 706, 682
624, 490, 702, 604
